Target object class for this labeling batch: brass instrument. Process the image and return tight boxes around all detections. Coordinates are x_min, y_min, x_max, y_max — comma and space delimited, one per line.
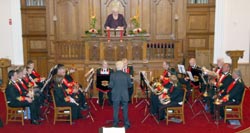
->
158, 89, 171, 105
151, 81, 164, 95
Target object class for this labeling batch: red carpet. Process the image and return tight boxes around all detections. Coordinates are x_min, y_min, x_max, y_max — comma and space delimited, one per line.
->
0, 90, 250, 133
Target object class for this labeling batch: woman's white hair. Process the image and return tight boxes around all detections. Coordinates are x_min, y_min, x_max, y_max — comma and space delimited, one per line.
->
116, 61, 124, 70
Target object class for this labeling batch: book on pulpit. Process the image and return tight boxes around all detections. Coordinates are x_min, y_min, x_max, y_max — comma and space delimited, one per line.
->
104, 29, 125, 37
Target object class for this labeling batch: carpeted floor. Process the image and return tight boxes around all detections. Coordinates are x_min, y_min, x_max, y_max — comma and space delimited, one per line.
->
0, 90, 249, 133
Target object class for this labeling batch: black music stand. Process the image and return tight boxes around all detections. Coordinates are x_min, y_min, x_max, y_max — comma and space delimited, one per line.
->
135, 72, 150, 111
191, 73, 210, 122
139, 72, 159, 124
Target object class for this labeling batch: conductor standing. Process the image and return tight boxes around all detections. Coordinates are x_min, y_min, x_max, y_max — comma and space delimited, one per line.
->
109, 61, 132, 129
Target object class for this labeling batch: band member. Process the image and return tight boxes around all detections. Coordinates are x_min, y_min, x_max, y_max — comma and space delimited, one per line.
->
53, 75, 83, 120
158, 75, 185, 120
122, 58, 134, 103
213, 58, 224, 77
55, 64, 88, 110
218, 69, 245, 118
96, 60, 113, 106
27, 60, 46, 88
209, 63, 233, 115
5, 70, 41, 125
17, 67, 44, 106
109, 61, 132, 129
160, 61, 176, 87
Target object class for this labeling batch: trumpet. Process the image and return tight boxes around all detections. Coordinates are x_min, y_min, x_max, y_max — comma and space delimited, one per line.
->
201, 67, 219, 79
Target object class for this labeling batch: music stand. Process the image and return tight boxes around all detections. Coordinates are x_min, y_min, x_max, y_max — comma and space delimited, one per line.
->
84, 68, 97, 111
139, 72, 159, 124
191, 72, 210, 122
135, 71, 150, 110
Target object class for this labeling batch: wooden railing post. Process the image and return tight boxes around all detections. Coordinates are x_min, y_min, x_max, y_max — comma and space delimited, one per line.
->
0, 58, 11, 90
142, 42, 147, 60
85, 42, 90, 61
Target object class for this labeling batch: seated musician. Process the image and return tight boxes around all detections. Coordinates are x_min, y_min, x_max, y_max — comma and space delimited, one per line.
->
55, 64, 88, 110
158, 75, 185, 120
104, 5, 127, 35
160, 61, 177, 87
218, 69, 245, 118
27, 60, 46, 88
53, 75, 83, 120
122, 58, 134, 103
16, 66, 45, 120
96, 60, 113, 106
5, 70, 41, 125
209, 63, 233, 115
213, 58, 224, 77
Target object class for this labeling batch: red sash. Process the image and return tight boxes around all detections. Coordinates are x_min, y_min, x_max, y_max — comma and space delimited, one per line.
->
19, 80, 28, 90
217, 74, 227, 87
163, 70, 168, 77
226, 81, 236, 93
13, 82, 22, 95
123, 67, 130, 74
169, 85, 175, 93
32, 70, 40, 78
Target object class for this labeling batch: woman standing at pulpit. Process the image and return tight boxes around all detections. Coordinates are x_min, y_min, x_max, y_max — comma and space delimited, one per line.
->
104, 7, 127, 32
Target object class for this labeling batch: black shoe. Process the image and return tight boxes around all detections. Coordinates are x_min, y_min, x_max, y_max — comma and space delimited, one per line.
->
31, 120, 40, 125
80, 105, 89, 111
112, 124, 118, 127
39, 117, 44, 121
125, 124, 131, 129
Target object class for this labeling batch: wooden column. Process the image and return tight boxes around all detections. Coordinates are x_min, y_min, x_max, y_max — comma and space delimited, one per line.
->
226, 50, 244, 71
0, 58, 11, 90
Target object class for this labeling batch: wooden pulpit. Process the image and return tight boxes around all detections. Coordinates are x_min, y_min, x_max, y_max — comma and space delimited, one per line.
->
0, 58, 11, 90
226, 50, 244, 71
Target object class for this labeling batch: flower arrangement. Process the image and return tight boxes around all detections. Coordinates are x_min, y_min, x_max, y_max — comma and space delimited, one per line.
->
85, 15, 102, 35
129, 15, 146, 35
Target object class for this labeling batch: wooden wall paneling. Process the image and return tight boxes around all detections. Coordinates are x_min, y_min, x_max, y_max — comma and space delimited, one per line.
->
141, 0, 150, 35
187, 11, 209, 33
151, 0, 175, 40
195, 49, 210, 68
56, 0, 80, 40
28, 52, 48, 77
187, 35, 209, 50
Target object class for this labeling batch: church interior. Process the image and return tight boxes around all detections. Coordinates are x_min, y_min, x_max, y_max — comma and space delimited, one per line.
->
0, 0, 250, 133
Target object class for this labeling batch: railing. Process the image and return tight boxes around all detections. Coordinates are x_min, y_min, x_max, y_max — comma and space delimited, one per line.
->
55, 41, 85, 60
146, 40, 183, 61
54, 38, 183, 63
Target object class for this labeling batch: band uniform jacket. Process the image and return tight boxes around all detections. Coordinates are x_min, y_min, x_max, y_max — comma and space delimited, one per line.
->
222, 79, 244, 104
217, 73, 233, 94
168, 83, 184, 104
109, 70, 132, 102
188, 65, 202, 86
96, 68, 113, 91
5, 80, 27, 105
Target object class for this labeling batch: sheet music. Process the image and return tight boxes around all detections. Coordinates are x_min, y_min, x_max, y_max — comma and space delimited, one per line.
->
186, 71, 194, 81
178, 64, 186, 74
140, 71, 154, 92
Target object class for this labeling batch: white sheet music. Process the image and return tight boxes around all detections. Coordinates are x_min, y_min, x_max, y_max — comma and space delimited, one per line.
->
186, 71, 194, 81
178, 64, 186, 74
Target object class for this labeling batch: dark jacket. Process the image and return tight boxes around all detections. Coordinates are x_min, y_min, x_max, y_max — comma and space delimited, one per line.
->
109, 71, 132, 102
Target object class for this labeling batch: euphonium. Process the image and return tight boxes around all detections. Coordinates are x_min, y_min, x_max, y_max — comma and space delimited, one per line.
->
152, 82, 164, 95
